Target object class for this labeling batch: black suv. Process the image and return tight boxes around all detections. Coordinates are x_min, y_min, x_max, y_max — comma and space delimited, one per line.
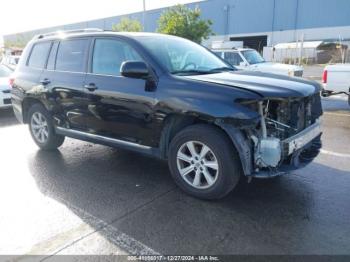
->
11, 29, 323, 199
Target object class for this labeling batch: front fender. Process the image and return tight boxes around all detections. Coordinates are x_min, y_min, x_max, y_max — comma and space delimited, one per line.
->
219, 124, 253, 176
159, 97, 260, 127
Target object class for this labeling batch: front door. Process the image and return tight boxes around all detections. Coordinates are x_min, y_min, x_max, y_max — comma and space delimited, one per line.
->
83, 38, 156, 146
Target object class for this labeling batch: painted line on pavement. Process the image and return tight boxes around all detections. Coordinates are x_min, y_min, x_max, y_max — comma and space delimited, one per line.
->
49, 200, 161, 257
38, 189, 174, 260
320, 149, 350, 158
323, 112, 350, 117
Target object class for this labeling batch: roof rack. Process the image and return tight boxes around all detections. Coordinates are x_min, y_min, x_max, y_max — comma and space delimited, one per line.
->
36, 28, 103, 39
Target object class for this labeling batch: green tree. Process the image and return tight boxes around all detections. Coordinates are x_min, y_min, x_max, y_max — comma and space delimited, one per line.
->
112, 17, 142, 32
157, 5, 213, 43
4, 34, 29, 49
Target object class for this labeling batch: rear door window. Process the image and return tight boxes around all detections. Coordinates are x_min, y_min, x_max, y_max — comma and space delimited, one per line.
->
27, 42, 52, 69
56, 39, 89, 72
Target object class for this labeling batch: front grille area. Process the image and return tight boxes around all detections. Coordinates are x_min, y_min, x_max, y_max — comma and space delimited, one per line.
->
294, 70, 303, 77
265, 93, 322, 140
3, 98, 11, 105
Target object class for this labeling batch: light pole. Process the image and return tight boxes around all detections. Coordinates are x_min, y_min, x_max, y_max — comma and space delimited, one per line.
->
142, 0, 146, 31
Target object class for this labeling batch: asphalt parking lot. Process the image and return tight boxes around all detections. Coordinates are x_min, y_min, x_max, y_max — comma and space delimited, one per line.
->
0, 96, 349, 258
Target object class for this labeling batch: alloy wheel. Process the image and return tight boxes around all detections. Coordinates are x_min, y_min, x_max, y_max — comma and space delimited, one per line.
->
176, 141, 219, 189
31, 112, 49, 144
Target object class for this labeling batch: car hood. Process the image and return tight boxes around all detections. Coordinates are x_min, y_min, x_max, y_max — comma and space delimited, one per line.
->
252, 62, 303, 72
184, 70, 320, 98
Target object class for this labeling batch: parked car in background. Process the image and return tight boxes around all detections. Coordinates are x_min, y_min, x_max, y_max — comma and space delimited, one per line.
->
1, 55, 21, 70
322, 64, 350, 95
212, 48, 304, 77
0, 65, 13, 108
12, 30, 322, 199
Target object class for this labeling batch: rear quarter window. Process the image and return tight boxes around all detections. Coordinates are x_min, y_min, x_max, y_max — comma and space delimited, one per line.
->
27, 42, 52, 69
56, 39, 89, 73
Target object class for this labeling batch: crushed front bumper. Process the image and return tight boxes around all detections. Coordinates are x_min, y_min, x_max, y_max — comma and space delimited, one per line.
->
283, 120, 321, 155
253, 120, 322, 178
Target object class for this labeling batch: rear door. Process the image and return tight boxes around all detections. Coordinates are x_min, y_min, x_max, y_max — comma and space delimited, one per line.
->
12, 41, 51, 116
42, 38, 90, 131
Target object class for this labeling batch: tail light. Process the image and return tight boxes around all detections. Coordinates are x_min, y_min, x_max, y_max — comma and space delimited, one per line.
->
9, 77, 14, 88
322, 70, 327, 84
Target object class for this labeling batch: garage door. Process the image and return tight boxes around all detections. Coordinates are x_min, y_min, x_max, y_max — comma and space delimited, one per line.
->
230, 35, 267, 53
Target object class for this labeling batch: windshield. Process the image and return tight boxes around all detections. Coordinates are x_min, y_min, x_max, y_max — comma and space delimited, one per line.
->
139, 35, 233, 75
0, 65, 12, 77
241, 50, 265, 65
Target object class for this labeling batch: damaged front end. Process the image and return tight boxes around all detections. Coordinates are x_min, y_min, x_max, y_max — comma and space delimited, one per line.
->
235, 92, 323, 178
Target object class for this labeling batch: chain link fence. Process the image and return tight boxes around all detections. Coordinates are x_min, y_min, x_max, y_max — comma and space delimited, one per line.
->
263, 41, 349, 65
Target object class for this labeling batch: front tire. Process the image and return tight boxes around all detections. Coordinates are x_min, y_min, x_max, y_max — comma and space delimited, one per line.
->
168, 124, 242, 200
28, 104, 65, 150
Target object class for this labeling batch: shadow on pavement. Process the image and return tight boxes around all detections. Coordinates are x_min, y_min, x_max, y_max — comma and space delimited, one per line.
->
0, 108, 19, 127
28, 148, 350, 254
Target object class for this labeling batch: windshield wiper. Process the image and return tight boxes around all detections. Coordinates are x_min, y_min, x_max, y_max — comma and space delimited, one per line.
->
209, 67, 235, 72
172, 67, 235, 75
171, 69, 211, 75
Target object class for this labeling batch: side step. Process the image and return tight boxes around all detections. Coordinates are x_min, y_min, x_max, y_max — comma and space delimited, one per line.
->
55, 127, 160, 157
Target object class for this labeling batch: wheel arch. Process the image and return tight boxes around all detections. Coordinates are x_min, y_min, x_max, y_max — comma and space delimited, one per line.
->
159, 114, 199, 159
22, 97, 47, 123
159, 114, 253, 176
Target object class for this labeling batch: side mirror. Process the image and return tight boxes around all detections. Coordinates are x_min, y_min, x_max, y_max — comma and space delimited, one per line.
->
121, 61, 149, 79
240, 61, 248, 67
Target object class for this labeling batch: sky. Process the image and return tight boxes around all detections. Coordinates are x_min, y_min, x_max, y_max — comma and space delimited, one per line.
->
0, 0, 200, 36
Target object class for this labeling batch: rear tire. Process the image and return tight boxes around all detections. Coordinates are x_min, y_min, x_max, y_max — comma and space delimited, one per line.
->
28, 104, 65, 150
168, 124, 242, 200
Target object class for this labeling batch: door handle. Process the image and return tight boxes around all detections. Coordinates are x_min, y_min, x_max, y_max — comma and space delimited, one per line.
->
40, 78, 51, 85
84, 83, 98, 92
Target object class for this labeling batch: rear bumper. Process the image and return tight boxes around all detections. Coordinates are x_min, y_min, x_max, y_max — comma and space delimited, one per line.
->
323, 84, 350, 94
10, 89, 25, 123
12, 99, 24, 123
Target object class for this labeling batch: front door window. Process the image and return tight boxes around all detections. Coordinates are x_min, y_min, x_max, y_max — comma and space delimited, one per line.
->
92, 39, 143, 76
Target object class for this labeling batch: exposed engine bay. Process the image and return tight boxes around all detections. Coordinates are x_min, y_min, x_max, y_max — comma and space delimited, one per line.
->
241, 93, 323, 174
264, 93, 322, 140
